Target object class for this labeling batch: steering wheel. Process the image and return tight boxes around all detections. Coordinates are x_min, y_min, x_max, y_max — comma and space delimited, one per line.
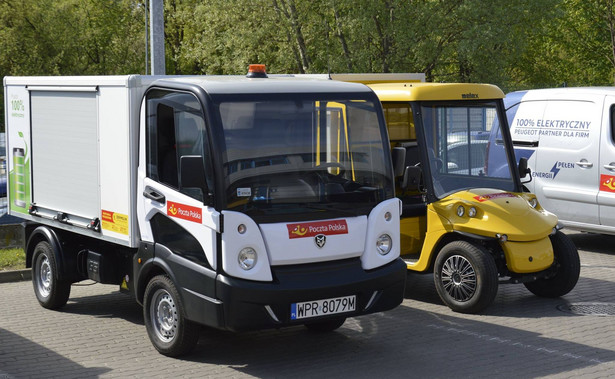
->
314, 162, 346, 177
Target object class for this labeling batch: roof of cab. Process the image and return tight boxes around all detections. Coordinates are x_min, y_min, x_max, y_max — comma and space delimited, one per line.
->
154, 75, 373, 95
367, 82, 505, 102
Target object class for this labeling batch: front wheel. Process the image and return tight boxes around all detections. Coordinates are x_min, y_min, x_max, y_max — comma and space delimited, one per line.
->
434, 241, 498, 314
32, 241, 71, 310
143, 275, 200, 357
524, 231, 580, 297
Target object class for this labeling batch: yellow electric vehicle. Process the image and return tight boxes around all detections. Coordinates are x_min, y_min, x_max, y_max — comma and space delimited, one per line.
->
370, 82, 580, 313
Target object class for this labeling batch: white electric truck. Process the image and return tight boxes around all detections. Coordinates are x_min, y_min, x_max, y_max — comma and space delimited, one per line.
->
4, 69, 406, 356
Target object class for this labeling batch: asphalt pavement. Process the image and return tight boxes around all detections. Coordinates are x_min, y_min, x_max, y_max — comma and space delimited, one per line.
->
1, 230, 615, 378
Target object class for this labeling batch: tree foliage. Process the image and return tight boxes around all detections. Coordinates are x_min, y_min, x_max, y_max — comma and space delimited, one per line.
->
1, 0, 615, 128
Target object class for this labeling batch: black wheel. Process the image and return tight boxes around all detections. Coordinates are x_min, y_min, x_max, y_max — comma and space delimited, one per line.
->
524, 231, 580, 297
143, 275, 200, 357
304, 317, 346, 332
434, 241, 498, 314
32, 241, 71, 310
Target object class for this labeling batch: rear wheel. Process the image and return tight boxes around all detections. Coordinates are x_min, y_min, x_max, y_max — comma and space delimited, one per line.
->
143, 275, 200, 357
304, 317, 346, 332
524, 231, 580, 297
32, 241, 71, 310
434, 241, 498, 314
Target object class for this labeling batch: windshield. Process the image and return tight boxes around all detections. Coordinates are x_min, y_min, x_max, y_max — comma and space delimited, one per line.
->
418, 101, 517, 198
217, 97, 393, 220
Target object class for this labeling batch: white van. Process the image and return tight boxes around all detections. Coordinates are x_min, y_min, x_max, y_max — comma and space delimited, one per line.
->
504, 87, 615, 234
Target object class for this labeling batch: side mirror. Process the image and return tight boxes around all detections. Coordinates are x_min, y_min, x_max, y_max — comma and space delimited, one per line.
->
518, 157, 531, 179
402, 165, 422, 191
180, 155, 210, 203
392, 147, 406, 177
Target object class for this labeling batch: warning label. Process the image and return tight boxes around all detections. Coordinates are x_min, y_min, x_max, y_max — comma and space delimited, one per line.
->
101, 210, 129, 235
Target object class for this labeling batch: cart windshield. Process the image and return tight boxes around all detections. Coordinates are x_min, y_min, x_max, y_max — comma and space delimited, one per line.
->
418, 101, 517, 199
217, 96, 393, 221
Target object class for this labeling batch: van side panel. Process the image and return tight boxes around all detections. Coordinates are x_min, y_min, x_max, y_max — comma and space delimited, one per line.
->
509, 93, 602, 225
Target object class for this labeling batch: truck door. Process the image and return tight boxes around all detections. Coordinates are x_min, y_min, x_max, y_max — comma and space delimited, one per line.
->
137, 89, 220, 273
532, 98, 600, 225
598, 98, 615, 227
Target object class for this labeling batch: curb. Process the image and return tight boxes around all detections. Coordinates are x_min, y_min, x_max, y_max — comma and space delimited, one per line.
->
0, 269, 31, 283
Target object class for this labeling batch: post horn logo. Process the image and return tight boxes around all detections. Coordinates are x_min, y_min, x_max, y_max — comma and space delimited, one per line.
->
314, 234, 326, 248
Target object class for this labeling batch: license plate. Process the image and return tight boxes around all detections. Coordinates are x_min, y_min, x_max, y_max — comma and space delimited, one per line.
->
290, 295, 356, 320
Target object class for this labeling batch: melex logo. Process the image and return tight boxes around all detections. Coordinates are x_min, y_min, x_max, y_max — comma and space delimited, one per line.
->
287, 219, 348, 239
473, 192, 517, 202
315, 234, 326, 248
600, 174, 615, 193
167, 201, 202, 223
462, 93, 479, 99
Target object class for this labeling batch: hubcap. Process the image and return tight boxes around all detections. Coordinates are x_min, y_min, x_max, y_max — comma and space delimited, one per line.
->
441, 255, 477, 302
36, 255, 52, 298
150, 289, 178, 343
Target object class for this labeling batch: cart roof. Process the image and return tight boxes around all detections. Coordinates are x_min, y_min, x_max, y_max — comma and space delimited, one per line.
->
368, 82, 505, 102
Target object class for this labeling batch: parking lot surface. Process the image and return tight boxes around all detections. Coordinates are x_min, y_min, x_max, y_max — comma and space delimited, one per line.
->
1, 231, 615, 378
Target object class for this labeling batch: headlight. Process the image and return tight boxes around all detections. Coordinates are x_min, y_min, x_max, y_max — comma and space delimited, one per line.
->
238, 247, 257, 270
457, 205, 465, 217
376, 234, 392, 255
529, 197, 538, 208
468, 207, 477, 218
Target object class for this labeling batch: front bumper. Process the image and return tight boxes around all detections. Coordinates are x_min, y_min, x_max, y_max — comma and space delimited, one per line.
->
209, 257, 406, 331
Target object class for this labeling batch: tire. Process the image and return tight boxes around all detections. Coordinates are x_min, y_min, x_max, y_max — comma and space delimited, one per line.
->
304, 317, 346, 332
32, 241, 71, 310
434, 241, 498, 314
524, 231, 580, 298
143, 275, 200, 357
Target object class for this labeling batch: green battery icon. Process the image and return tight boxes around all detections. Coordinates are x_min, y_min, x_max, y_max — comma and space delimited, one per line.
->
13, 148, 26, 208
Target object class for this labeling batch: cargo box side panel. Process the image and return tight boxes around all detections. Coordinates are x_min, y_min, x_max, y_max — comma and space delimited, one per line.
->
30, 91, 100, 218
98, 86, 132, 245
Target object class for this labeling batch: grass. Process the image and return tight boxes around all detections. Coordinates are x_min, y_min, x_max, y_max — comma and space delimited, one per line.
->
0, 248, 26, 271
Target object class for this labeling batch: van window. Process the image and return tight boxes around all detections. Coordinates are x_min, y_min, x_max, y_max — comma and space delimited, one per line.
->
611, 105, 615, 144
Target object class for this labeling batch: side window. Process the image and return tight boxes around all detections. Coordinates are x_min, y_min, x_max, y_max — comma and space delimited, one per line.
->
146, 90, 212, 201
382, 102, 415, 142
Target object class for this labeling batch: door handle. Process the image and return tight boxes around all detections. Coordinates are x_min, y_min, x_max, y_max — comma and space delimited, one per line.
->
575, 160, 593, 168
143, 187, 166, 204
604, 163, 615, 171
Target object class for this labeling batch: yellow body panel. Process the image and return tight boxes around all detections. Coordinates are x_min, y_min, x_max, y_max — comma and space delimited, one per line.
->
405, 190, 557, 273
501, 237, 554, 273
407, 206, 451, 271
399, 215, 427, 255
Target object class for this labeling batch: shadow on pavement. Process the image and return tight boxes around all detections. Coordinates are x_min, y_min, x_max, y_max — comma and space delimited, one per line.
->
0, 328, 110, 378
59, 282, 144, 326
173, 303, 615, 378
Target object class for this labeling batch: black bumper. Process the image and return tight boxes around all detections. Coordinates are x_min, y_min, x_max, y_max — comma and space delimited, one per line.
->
211, 257, 407, 331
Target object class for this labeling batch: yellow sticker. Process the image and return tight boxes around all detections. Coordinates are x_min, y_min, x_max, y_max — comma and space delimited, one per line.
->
101, 209, 129, 235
